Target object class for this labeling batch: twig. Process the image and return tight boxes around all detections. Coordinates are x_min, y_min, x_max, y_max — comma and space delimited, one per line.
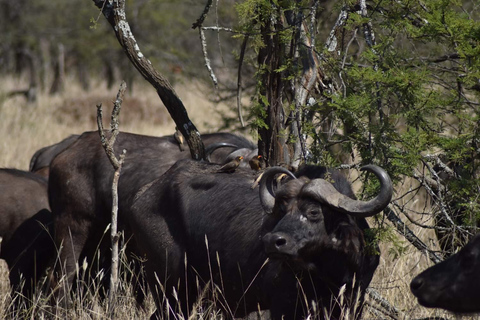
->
364, 298, 400, 320
96, 81, 127, 311
192, 0, 218, 87
199, 28, 218, 87
366, 288, 403, 320
384, 206, 443, 264
192, 0, 213, 30
201, 26, 236, 33
422, 154, 457, 179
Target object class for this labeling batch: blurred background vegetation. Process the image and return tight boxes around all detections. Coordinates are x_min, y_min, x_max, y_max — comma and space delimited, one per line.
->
0, 0, 237, 94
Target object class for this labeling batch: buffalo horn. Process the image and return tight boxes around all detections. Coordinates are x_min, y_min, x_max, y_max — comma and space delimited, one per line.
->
205, 143, 239, 162
302, 165, 393, 217
259, 166, 296, 214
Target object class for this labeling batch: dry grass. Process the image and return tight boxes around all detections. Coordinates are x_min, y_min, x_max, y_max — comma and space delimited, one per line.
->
0, 75, 234, 170
0, 75, 474, 319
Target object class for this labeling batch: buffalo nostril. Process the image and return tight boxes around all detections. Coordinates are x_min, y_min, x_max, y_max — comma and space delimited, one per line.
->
410, 277, 424, 292
275, 237, 287, 248
263, 232, 293, 255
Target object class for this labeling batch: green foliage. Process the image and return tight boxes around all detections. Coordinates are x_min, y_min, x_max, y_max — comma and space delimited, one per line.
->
313, 0, 480, 252
234, 0, 480, 253
365, 226, 408, 259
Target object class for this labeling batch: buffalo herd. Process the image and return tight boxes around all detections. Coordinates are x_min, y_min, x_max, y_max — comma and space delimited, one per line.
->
0, 130, 476, 318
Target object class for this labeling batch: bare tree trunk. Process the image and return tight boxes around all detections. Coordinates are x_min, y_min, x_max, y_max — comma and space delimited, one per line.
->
39, 38, 51, 92
50, 43, 65, 95
92, 0, 205, 160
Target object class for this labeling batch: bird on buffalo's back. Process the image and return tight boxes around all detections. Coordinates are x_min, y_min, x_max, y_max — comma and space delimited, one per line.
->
217, 156, 243, 173
249, 155, 266, 171
174, 127, 185, 152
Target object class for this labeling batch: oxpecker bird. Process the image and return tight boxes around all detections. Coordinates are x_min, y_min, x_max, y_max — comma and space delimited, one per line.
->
218, 156, 243, 173
174, 127, 185, 152
249, 155, 266, 171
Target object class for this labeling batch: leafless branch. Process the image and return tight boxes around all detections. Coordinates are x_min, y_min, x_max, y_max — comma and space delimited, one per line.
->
192, 0, 213, 30
96, 82, 127, 311
412, 170, 459, 235
392, 201, 445, 231
193, 0, 218, 88
199, 27, 218, 87
422, 154, 457, 179
384, 206, 443, 264
201, 26, 236, 33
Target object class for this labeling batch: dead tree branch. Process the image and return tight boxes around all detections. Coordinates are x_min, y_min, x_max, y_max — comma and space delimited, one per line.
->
199, 27, 218, 87
92, 0, 205, 160
96, 81, 127, 309
192, 0, 213, 30
192, 0, 218, 87
384, 206, 443, 264
366, 288, 403, 320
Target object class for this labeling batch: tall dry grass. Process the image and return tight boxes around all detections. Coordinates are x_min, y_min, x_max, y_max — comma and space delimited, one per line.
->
0, 75, 475, 319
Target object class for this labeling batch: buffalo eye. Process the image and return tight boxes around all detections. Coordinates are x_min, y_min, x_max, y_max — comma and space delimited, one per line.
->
306, 207, 322, 221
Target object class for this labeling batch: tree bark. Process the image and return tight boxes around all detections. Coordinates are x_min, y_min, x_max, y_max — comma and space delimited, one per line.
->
257, 7, 289, 167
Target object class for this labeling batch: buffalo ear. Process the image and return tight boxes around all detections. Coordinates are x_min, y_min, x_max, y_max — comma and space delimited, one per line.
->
259, 167, 296, 214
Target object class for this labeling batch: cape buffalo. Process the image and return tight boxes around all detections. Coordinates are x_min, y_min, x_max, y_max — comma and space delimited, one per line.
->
0, 169, 54, 298
48, 131, 256, 304
128, 160, 393, 319
410, 233, 480, 313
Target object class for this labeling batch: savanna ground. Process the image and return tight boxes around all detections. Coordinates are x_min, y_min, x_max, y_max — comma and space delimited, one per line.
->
0, 75, 475, 319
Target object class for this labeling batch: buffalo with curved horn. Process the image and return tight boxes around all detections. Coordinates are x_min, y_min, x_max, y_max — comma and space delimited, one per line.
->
128, 160, 392, 319
48, 130, 256, 305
